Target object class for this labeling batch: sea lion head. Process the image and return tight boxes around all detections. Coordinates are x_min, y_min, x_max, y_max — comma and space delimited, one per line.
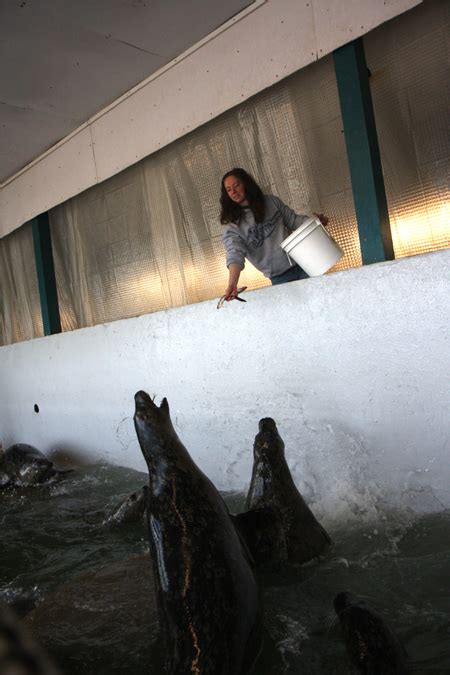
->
2, 444, 55, 487
133, 391, 179, 465
334, 591, 408, 673
19, 457, 53, 486
107, 488, 146, 525
253, 417, 285, 461
334, 591, 357, 614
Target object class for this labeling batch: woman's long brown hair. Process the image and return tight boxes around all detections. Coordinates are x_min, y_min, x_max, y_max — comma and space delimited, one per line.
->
220, 168, 266, 225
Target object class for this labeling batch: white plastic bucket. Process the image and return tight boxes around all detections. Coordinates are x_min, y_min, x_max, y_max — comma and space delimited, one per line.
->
280, 217, 343, 277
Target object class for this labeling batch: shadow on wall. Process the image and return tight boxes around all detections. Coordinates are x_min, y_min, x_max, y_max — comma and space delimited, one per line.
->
46, 446, 94, 469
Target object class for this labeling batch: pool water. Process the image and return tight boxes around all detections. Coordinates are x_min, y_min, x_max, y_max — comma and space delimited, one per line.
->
1, 465, 449, 673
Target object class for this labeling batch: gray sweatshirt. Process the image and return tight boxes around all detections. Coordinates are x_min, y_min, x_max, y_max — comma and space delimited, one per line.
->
222, 195, 310, 279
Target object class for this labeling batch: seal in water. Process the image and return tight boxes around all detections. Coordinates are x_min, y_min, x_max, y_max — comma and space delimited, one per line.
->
245, 418, 331, 564
134, 391, 263, 674
0, 444, 72, 489
105, 488, 146, 525
334, 591, 409, 674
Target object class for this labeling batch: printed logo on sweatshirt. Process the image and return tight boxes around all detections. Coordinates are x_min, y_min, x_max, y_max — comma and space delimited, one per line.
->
247, 210, 280, 248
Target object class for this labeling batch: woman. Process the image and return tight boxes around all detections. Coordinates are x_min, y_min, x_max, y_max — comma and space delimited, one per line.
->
220, 168, 328, 300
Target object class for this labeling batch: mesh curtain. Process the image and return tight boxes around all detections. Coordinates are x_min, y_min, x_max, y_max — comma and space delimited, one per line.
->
1, 0, 448, 344
0, 223, 43, 345
365, 0, 449, 257
49, 52, 359, 331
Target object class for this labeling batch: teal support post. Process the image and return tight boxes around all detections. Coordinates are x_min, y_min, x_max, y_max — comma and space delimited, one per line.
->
333, 38, 394, 264
32, 212, 61, 335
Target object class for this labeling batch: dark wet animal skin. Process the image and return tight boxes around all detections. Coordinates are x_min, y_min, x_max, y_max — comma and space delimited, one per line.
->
106, 488, 146, 525
0, 602, 61, 674
0, 444, 71, 489
134, 391, 263, 675
245, 418, 331, 564
232, 505, 288, 566
334, 592, 409, 674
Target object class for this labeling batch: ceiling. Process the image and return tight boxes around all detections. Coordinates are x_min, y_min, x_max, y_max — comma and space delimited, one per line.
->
0, 0, 253, 183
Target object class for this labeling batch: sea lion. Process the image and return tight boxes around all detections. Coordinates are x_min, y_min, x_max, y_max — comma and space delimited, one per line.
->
104, 488, 146, 525
0, 444, 72, 489
1, 601, 61, 675
245, 418, 331, 564
134, 390, 263, 674
231, 506, 288, 566
334, 591, 409, 674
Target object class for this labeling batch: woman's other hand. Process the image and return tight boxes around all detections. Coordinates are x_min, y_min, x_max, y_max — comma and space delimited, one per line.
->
314, 212, 329, 227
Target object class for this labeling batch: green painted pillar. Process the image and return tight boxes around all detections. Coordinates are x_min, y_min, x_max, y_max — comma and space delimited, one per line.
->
333, 38, 394, 264
32, 212, 61, 335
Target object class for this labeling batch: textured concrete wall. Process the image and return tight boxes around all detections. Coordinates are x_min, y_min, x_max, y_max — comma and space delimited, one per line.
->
1, 249, 448, 522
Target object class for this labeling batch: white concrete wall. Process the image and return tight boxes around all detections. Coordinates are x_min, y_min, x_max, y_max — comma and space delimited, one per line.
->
0, 0, 421, 238
1, 249, 448, 523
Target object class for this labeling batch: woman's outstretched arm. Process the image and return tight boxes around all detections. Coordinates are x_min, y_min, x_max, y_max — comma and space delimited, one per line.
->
225, 263, 242, 300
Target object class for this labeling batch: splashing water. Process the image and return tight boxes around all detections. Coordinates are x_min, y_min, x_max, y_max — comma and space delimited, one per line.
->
1, 464, 449, 673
